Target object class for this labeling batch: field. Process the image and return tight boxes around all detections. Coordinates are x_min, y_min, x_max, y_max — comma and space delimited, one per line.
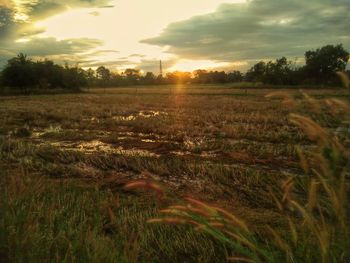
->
0, 85, 349, 262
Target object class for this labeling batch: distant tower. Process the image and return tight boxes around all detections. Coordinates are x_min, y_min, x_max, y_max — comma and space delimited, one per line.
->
159, 60, 163, 77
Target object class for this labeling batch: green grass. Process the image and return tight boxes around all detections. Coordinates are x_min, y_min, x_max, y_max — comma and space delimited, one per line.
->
0, 170, 230, 263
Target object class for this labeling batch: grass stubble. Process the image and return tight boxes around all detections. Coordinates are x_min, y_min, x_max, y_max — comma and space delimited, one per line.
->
0, 83, 349, 262
141, 76, 350, 262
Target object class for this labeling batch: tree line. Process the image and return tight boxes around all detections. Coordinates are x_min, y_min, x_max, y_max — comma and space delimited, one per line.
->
0, 44, 349, 92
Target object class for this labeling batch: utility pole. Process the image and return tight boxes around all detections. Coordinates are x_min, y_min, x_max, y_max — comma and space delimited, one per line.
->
159, 60, 163, 77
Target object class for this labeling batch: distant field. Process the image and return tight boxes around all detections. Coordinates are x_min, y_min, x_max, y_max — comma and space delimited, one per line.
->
0, 85, 349, 262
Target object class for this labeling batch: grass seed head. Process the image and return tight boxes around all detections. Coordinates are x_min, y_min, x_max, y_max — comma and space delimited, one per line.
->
185, 197, 218, 216
266, 91, 296, 108
124, 179, 164, 198
336, 71, 350, 88
147, 218, 188, 225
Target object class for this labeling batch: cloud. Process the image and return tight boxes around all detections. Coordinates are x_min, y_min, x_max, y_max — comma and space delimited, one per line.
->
0, 37, 104, 68
0, 0, 114, 68
14, 37, 103, 56
0, 0, 114, 39
0, 0, 114, 40
0, 7, 14, 38
79, 57, 178, 73
135, 58, 177, 73
89, 11, 100, 16
17, 0, 114, 21
82, 59, 131, 69
142, 0, 350, 65
128, 54, 146, 58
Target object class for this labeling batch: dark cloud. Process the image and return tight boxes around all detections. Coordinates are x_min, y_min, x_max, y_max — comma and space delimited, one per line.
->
19, 0, 113, 21
0, 0, 114, 40
0, 0, 114, 68
0, 37, 104, 68
0, 7, 14, 38
14, 37, 103, 56
142, 0, 350, 64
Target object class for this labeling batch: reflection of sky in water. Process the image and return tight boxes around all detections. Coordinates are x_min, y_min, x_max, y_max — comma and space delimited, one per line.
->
49, 140, 160, 157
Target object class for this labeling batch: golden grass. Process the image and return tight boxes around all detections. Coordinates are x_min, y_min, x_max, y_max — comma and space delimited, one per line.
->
1, 85, 349, 262
144, 86, 350, 262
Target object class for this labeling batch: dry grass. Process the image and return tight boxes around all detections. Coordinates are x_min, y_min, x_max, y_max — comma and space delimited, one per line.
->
0, 85, 349, 262
144, 84, 350, 262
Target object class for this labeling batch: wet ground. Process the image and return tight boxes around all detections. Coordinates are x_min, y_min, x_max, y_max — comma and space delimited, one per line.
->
1, 86, 347, 202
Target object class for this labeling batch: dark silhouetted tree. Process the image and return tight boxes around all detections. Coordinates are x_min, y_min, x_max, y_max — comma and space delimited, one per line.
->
124, 69, 141, 85
96, 66, 111, 86
304, 44, 349, 85
166, 71, 192, 84
245, 61, 266, 83
1, 53, 36, 93
264, 57, 294, 85
141, 72, 156, 85
1, 54, 88, 92
86, 68, 96, 86
227, 71, 243, 83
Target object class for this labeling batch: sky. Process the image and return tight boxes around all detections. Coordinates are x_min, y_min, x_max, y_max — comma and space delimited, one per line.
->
0, 0, 349, 73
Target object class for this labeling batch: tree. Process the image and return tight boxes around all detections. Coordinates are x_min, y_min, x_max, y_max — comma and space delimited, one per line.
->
227, 71, 243, 83
304, 44, 349, 85
264, 57, 294, 85
86, 68, 96, 86
124, 69, 141, 85
96, 66, 111, 86
110, 72, 123, 86
62, 65, 87, 90
141, 72, 156, 85
193, 70, 229, 84
166, 71, 192, 84
245, 61, 266, 83
35, 59, 65, 89
1, 54, 88, 92
193, 70, 209, 83
245, 57, 297, 85
210, 71, 228, 83
1, 53, 36, 93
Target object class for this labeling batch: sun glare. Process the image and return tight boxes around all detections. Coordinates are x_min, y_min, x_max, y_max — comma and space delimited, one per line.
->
15, 38, 30, 43
168, 59, 230, 72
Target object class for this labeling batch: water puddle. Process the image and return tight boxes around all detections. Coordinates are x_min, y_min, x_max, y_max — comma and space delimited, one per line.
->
139, 110, 166, 118
89, 117, 101, 123
32, 131, 45, 138
113, 115, 136, 121
170, 150, 218, 158
141, 139, 157, 143
183, 136, 212, 151
112, 110, 167, 122
115, 147, 160, 157
31, 127, 111, 140
115, 131, 174, 142
46, 140, 159, 157
31, 126, 62, 138
200, 151, 219, 158
171, 151, 192, 156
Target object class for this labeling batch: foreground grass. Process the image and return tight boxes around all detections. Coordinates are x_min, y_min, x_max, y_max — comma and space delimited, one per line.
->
148, 88, 350, 262
0, 168, 231, 263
